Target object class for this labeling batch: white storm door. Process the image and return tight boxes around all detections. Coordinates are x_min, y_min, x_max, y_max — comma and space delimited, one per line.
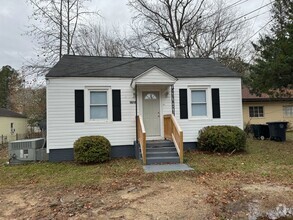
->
142, 91, 161, 136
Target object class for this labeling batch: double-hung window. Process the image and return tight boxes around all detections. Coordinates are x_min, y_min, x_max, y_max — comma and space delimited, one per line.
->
249, 106, 264, 117
90, 91, 108, 120
191, 90, 207, 117
283, 105, 293, 117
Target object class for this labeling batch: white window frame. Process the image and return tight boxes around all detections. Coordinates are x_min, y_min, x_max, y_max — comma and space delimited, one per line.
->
85, 87, 112, 122
249, 106, 264, 118
188, 86, 212, 119
283, 105, 293, 117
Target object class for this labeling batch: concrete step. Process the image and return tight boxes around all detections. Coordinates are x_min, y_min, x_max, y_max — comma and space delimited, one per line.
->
146, 147, 177, 153
139, 140, 180, 164
139, 151, 179, 159
146, 156, 180, 165
146, 140, 174, 148
146, 151, 179, 158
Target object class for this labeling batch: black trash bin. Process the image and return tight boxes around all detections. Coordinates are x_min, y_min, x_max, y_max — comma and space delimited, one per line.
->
251, 124, 270, 140
266, 122, 288, 142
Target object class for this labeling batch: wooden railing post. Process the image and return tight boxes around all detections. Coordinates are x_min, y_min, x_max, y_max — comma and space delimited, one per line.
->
142, 132, 146, 164
179, 130, 183, 163
164, 114, 172, 140
137, 115, 147, 165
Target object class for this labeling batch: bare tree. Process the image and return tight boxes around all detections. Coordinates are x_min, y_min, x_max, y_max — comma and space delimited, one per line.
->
127, 0, 206, 57
127, 0, 251, 58
26, 0, 98, 74
74, 22, 127, 57
191, 0, 249, 58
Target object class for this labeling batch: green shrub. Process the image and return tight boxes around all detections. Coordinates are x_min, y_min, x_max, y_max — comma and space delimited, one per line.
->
198, 126, 247, 153
74, 136, 111, 164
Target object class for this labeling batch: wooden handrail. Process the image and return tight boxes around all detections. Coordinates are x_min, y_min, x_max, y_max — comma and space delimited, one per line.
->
164, 114, 183, 163
137, 115, 146, 165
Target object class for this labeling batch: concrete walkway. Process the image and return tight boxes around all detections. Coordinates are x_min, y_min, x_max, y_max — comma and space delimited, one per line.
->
143, 164, 193, 173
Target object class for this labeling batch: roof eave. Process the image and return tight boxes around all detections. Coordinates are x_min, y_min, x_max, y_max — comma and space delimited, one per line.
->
242, 98, 293, 102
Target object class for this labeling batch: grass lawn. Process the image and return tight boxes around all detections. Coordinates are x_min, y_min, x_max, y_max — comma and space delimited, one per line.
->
0, 132, 292, 188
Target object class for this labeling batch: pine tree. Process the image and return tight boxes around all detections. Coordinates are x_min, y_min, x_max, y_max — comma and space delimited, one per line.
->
249, 0, 293, 97
0, 66, 15, 108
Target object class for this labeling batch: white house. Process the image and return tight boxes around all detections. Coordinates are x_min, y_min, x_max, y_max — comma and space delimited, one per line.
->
46, 55, 243, 163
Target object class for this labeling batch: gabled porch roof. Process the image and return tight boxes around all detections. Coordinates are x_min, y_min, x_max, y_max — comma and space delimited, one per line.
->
130, 66, 177, 88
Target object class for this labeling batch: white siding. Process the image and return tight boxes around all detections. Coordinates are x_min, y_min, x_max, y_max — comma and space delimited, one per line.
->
47, 77, 136, 152
47, 76, 242, 151
174, 77, 243, 142
134, 67, 176, 84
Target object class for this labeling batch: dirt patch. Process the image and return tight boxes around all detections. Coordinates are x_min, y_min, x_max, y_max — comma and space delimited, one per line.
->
0, 174, 292, 219
109, 181, 215, 219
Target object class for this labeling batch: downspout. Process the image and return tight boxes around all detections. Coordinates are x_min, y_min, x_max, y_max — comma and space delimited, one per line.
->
135, 84, 138, 143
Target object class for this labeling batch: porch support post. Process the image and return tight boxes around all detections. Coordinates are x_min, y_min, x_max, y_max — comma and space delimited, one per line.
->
171, 85, 175, 115
135, 84, 138, 143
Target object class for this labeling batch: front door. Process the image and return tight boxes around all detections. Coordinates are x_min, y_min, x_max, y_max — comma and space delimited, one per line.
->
142, 91, 160, 137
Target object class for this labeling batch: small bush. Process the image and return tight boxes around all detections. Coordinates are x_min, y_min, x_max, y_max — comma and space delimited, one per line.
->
198, 126, 247, 153
74, 136, 111, 164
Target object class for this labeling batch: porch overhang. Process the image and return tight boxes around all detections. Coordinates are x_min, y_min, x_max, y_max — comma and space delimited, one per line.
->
130, 66, 177, 88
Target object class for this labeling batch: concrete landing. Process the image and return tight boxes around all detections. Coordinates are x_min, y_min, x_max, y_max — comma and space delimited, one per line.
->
143, 164, 193, 173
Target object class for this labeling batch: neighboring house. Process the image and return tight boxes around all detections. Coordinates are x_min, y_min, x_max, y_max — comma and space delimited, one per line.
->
0, 108, 27, 143
46, 55, 243, 163
242, 86, 293, 129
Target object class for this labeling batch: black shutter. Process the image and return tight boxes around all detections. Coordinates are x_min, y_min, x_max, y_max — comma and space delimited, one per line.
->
212, 88, 221, 118
112, 90, 121, 121
179, 89, 188, 119
75, 90, 84, 123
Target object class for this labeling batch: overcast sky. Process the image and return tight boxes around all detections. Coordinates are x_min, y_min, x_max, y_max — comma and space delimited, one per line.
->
0, 0, 271, 70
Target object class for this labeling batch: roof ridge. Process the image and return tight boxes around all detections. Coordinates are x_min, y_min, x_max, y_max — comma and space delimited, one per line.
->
62, 54, 213, 60
46, 56, 240, 78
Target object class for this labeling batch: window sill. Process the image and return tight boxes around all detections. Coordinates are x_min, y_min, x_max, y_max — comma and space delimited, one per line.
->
188, 117, 212, 121
85, 120, 112, 124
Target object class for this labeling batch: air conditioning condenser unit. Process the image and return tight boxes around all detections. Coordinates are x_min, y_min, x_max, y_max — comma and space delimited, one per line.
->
8, 138, 48, 164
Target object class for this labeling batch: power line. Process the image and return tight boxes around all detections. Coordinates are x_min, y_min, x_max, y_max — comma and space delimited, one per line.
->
194, 1, 273, 38
242, 19, 273, 45
199, 0, 249, 21
199, 9, 271, 36
219, 1, 273, 29
251, 0, 266, 31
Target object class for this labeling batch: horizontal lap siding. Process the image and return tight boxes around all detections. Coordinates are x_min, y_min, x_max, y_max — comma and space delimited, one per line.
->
174, 78, 243, 142
135, 68, 175, 83
243, 101, 293, 127
47, 77, 243, 150
47, 78, 136, 151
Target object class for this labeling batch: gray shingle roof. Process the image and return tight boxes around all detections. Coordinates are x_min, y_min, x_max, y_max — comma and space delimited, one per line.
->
46, 55, 240, 78
0, 108, 26, 118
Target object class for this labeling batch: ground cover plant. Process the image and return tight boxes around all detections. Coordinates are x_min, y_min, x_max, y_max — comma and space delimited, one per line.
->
0, 133, 292, 188
0, 132, 292, 219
